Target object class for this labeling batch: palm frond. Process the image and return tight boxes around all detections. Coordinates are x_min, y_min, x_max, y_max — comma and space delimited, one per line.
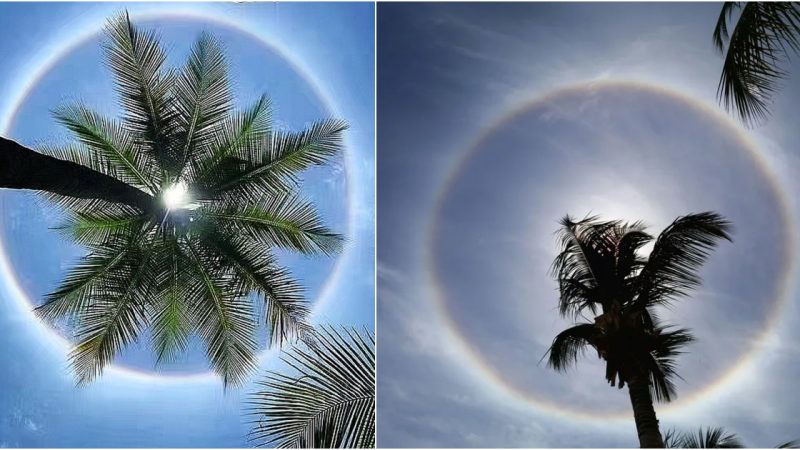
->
189, 94, 273, 187
104, 11, 178, 172
248, 326, 375, 448
184, 239, 259, 387
545, 323, 598, 372
53, 208, 146, 246
646, 326, 694, 403
666, 427, 745, 448
53, 105, 158, 192
69, 235, 159, 384
209, 194, 344, 256
635, 212, 731, 310
211, 118, 347, 200
716, 2, 800, 125
777, 440, 800, 449
194, 225, 312, 348
174, 32, 232, 171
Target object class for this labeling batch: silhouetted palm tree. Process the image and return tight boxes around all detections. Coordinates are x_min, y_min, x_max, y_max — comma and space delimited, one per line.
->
714, 2, 800, 125
248, 326, 375, 448
4, 12, 346, 386
546, 212, 731, 448
665, 426, 798, 448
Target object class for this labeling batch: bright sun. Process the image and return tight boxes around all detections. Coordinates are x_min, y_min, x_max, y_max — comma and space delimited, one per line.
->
162, 181, 190, 211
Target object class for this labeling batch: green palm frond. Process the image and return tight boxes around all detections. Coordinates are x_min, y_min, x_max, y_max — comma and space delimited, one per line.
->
193, 225, 311, 347
248, 326, 375, 448
69, 233, 160, 384
54, 208, 146, 246
636, 212, 731, 310
174, 31, 232, 170
183, 239, 259, 388
212, 118, 348, 200
209, 194, 344, 256
715, 2, 800, 125
54, 105, 158, 192
104, 11, 178, 172
189, 95, 273, 193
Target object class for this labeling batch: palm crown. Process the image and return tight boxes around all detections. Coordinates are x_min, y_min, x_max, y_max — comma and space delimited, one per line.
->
546, 212, 731, 402
34, 12, 346, 386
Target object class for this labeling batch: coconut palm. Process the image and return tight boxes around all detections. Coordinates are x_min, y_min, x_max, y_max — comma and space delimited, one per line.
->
546, 212, 731, 448
713, 2, 800, 125
248, 325, 375, 448
4, 12, 347, 387
665, 426, 798, 449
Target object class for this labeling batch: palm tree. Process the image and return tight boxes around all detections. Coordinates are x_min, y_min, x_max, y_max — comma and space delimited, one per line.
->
4, 12, 347, 387
713, 2, 800, 125
247, 325, 375, 448
546, 212, 732, 448
665, 426, 798, 448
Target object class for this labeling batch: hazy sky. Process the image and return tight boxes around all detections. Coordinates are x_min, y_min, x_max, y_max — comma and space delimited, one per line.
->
0, 2, 373, 446
377, 3, 800, 447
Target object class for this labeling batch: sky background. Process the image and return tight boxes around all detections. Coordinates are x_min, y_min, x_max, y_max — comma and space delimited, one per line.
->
378, 3, 800, 448
0, 2, 373, 447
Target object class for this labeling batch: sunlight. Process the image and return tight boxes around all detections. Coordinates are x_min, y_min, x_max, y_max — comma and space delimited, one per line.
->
162, 181, 190, 211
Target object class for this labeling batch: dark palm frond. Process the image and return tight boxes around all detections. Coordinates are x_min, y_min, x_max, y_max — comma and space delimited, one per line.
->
104, 11, 178, 172
777, 440, 800, 449
645, 326, 695, 403
545, 323, 598, 372
248, 326, 375, 449
174, 31, 232, 171
209, 193, 344, 256
552, 215, 649, 319
715, 2, 800, 125
665, 427, 745, 448
713, 3, 744, 52
635, 212, 731, 310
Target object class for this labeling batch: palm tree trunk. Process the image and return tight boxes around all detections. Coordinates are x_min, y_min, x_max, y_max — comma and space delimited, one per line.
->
0, 137, 155, 212
627, 372, 665, 448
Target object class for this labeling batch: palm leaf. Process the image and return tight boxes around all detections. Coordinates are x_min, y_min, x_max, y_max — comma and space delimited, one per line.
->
635, 212, 731, 310
104, 11, 178, 172
248, 326, 375, 448
174, 32, 232, 171
211, 118, 347, 200
184, 239, 259, 387
209, 194, 344, 256
715, 2, 800, 125
545, 323, 598, 372
53, 105, 158, 192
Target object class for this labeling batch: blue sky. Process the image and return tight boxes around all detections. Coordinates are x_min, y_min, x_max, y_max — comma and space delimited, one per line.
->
0, 2, 373, 447
377, 3, 800, 447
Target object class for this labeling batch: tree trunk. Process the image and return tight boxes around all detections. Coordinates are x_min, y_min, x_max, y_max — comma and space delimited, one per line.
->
0, 137, 155, 212
627, 372, 665, 448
